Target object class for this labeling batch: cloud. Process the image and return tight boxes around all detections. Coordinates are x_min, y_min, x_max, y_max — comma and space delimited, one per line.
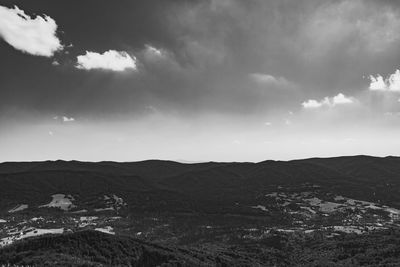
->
302, 93, 354, 109
142, 44, 169, 63
249, 73, 292, 88
76, 50, 137, 71
332, 93, 354, 105
369, 75, 387, 91
53, 116, 75, 122
302, 99, 323, 109
145, 45, 163, 57
138, 44, 189, 78
301, 0, 400, 56
369, 69, 400, 92
250, 73, 277, 83
62, 116, 75, 122
0, 5, 63, 57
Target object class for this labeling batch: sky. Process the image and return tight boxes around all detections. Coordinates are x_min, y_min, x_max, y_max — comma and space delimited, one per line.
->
0, 0, 400, 162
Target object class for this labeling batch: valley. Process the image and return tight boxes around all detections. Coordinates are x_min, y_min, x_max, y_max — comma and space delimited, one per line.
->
2, 156, 400, 265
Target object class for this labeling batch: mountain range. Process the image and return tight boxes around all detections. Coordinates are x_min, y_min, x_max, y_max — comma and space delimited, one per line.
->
1, 155, 400, 266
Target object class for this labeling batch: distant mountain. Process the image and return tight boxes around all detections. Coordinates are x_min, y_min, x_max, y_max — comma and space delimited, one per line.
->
0, 159, 223, 181
1, 156, 400, 213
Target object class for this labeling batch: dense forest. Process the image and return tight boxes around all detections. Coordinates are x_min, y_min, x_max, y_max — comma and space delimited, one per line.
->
1, 229, 400, 266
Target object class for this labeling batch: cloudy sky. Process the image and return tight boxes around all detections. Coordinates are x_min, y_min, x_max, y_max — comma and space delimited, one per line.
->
0, 0, 400, 162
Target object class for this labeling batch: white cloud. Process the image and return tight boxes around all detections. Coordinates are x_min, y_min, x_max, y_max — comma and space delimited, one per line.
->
302, 99, 323, 109
62, 116, 75, 122
332, 93, 353, 105
0, 5, 62, 57
389, 70, 400, 91
250, 73, 278, 83
53, 116, 75, 122
249, 73, 291, 87
369, 75, 387, 91
145, 45, 162, 57
142, 45, 167, 63
248, 72, 296, 89
369, 69, 400, 92
76, 50, 137, 71
302, 93, 354, 109
139, 44, 186, 75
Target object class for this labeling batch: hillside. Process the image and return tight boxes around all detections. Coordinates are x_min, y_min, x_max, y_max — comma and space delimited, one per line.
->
2, 229, 400, 266
1, 156, 400, 266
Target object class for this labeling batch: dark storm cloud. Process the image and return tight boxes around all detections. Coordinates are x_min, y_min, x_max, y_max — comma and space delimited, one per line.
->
0, 0, 400, 120
2, 0, 400, 162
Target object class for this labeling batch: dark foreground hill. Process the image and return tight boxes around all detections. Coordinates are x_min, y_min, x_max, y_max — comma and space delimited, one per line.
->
2, 229, 400, 266
0, 230, 281, 266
